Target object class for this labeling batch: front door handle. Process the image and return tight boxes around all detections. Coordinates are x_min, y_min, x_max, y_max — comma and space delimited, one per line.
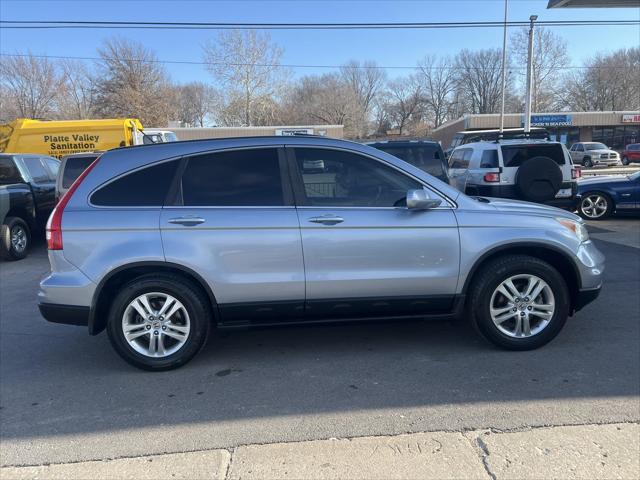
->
308, 214, 344, 225
168, 216, 205, 226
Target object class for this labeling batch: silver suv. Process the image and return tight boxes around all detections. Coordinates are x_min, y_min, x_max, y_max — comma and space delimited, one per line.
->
39, 137, 604, 370
448, 140, 579, 208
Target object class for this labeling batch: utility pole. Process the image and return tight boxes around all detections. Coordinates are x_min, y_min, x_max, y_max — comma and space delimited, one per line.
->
499, 0, 509, 135
523, 15, 537, 134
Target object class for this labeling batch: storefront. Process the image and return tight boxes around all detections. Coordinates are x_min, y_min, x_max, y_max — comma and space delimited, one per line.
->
432, 111, 640, 152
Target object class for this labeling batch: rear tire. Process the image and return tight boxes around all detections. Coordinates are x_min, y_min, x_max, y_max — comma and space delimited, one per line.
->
622, 156, 629, 166
0, 217, 30, 261
468, 255, 570, 350
583, 157, 593, 168
107, 273, 212, 371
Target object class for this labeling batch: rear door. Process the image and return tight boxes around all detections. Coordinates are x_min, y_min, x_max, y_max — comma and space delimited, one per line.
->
160, 147, 305, 325
289, 146, 460, 320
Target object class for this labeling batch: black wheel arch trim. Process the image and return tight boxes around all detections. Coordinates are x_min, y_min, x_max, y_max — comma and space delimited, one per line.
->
461, 241, 583, 296
88, 261, 219, 335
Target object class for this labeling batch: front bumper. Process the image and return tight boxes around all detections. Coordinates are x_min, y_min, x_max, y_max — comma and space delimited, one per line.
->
39, 303, 90, 326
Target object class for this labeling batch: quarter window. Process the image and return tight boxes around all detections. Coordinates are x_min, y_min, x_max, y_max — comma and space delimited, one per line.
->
479, 150, 499, 168
180, 148, 284, 206
91, 160, 179, 206
293, 148, 421, 207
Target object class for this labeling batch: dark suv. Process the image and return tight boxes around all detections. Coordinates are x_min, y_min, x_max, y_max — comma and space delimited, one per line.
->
367, 140, 449, 183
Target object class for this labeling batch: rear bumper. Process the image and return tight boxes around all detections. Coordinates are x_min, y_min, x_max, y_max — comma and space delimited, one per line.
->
39, 303, 90, 326
574, 285, 602, 313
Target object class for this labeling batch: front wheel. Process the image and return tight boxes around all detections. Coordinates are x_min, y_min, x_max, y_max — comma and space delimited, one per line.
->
107, 274, 211, 370
0, 217, 31, 261
578, 192, 612, 220
468, 255, 570, 350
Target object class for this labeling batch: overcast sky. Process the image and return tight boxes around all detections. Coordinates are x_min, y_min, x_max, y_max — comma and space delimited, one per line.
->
1, 0, 638, 83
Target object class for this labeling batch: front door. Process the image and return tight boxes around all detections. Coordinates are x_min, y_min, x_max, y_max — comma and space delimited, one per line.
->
288, 147, 460, 320
160, 147, 305, 325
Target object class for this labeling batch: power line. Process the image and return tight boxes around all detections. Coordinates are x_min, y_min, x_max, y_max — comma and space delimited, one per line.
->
1, 19, 638, 30
1, 53, 637, 71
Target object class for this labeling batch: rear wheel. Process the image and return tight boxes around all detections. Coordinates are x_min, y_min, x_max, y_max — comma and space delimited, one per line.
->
107, 274, 211, 370
583, 157, 593, 168
0, 217, 30, 261
468, 255, 570, 350
578, 192, 613, 220
621, 156, 629, 166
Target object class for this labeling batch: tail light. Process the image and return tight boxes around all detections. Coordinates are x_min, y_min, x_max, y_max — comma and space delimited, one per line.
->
483, 172, 500, 183
47, 158, 100, 250
572, 167, 581, 179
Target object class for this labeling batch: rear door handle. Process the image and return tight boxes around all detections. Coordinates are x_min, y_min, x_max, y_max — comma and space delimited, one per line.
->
308, 215, 344, 225
168, 216, 205, 226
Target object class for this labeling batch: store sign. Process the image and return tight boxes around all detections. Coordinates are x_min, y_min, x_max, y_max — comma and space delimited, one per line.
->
622, 114, 640, 123
275, 128, 314, 136
523, 114, 573, 127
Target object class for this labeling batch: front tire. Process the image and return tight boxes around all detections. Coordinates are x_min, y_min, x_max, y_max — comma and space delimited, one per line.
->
0, 217, 30, 261
468, 255, 570, 350
578, 192, 613, 220
107, 274, 211, 370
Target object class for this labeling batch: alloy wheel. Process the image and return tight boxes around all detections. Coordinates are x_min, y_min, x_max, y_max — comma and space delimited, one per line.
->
489, 274, 555, 338
580, 194, 608, 219
122, 292, 191, 357
10, 225, 27, 253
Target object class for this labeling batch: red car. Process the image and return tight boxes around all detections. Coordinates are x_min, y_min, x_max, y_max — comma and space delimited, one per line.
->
622, 143, 640, 165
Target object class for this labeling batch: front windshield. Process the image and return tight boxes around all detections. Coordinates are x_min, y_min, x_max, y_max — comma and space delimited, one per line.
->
585, 143, 607, 150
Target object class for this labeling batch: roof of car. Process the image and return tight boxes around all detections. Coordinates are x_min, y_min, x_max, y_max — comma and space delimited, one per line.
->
366, 139, 440, 147
456, 139, 561, 150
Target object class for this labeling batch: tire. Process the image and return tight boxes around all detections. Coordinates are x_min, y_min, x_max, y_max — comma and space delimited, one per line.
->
107, 273, 212, 371
583, 157, 593, 168
578, 192, 613, 220
622, 156, 629, 166
515, 156, 563, 203
0, 217, 31, 261
468, 255, 570, 351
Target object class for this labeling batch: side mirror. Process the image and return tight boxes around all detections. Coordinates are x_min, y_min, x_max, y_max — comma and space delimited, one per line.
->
406, 189, 442, 210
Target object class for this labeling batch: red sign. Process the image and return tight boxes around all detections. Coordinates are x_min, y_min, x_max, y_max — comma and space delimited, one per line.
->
622, 114, 640, 123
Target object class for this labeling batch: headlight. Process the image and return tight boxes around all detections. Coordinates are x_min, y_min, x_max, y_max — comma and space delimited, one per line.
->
556, 218, 589, 242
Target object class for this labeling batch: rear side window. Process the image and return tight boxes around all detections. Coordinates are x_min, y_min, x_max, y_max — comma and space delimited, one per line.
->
180, 148, 283, 206
0, 157, 23, 184
91, 160, 179, 206
62, 156, 98, 188
22, 157, 50, 183
448, 148, 472, 169
479, 150, 499, 168
501, 144, 565, 167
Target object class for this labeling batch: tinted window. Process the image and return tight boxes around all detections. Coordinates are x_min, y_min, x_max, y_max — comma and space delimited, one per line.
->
44, 158, 60, 179
0, 157, 23, 184
294, 148, 421, 207
91, 160, 179, 206
480, 150, 499, 168
501, 144, 565, 167
62, 155, 98, 188
22, 157, 49, 182
448, 149, 472, 169
372, 145, 448, 182
181, 149, 283, 207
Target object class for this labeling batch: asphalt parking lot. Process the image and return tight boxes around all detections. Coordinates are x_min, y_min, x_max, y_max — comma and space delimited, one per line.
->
1, 217, 639, 467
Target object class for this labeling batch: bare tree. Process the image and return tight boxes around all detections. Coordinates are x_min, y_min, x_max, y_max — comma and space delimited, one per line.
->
202, 30, 287, 126
559, 47, 639, 111
384, 75, 424, 136
340, 60, 386, 137
511, 27, 569, 111
0, 53, 65, 119
417, 55, 456, 128
175, 82, 218, 127
94, 37, 174, 126
454, 49, 509, 115
58, 59, 97, 119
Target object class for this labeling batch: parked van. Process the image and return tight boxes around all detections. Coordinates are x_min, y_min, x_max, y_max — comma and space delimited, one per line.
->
0, 118, 154, 159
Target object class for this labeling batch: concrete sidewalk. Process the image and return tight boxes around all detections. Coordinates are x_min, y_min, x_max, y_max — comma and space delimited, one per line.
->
1, 423, 638, 480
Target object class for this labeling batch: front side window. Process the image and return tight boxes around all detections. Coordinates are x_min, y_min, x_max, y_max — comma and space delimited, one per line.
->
0, 157, 23, 184
22, 157, 50, 183
180, 148, 284, 206
293, 148, 421, 208
576, 144, 584, 152
91, 160, 179, 206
